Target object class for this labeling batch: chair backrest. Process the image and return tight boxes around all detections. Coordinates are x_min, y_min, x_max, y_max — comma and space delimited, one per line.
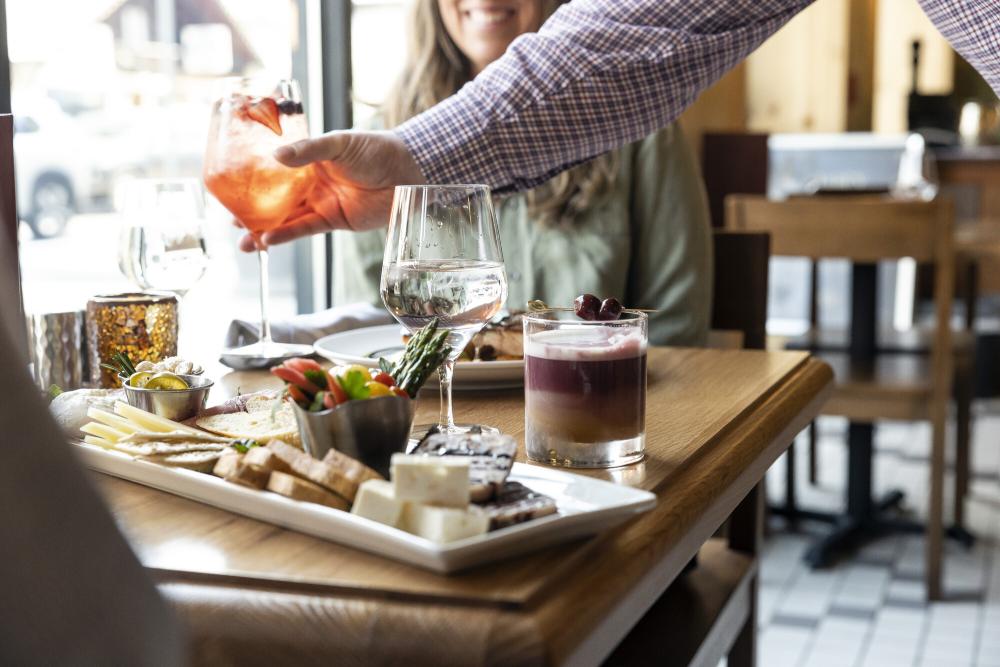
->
0, 115, 15, 244
725, 195, 951, 263
0, 114, 25, 362
710, 230, 771, 350
701, 133, 769, 228
725, 193, 955, 412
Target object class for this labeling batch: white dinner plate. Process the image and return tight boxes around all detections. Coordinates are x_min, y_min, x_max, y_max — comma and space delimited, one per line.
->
314, 324, 524, 390
73, 443, 656, 574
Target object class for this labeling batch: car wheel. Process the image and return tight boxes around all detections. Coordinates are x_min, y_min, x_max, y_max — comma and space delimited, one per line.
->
28, 174, 74, 239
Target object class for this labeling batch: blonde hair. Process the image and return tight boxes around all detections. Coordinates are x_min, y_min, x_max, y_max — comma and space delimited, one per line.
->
383, 0, 619, 225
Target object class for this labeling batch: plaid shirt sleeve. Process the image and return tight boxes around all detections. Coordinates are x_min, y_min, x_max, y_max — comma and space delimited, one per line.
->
395, 0, 1000, 194
394, 0, 813, 193
919, 0, 1000, 95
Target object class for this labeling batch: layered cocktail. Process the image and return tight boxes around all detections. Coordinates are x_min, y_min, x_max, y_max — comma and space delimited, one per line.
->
524, 310, 647, 467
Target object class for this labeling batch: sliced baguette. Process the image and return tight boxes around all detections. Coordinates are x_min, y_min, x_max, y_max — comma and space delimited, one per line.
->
243, 445, 294, 474
213, 450, 271, 489
267, 471, 349, 511
321, 448, 384, 486
266, 439, 357, 502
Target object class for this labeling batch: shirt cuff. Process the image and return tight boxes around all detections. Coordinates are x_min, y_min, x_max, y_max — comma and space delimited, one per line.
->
394, 91, 510, 190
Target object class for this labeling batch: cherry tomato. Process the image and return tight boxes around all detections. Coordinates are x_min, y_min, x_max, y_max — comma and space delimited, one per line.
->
365, 381, 393, 398
372, 371, 396, 387
326, 371, 348, 404
389, 386, 410, 399
323, 392, 337, 409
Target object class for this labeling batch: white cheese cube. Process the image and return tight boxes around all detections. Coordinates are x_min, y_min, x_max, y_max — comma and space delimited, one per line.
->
401, 503, 489, 543
351, 480, 405, 527
391, 454, 470, 508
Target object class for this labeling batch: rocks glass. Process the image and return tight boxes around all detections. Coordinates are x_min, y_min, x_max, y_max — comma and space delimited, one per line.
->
523, 310, 648, 468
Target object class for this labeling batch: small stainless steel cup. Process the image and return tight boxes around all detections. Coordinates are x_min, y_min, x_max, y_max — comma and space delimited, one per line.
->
26, 310, 85, 391
292, 397, 415, 477
121, 374, 214, 422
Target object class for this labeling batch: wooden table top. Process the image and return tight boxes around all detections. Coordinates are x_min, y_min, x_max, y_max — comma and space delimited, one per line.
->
93, 347, 832, 666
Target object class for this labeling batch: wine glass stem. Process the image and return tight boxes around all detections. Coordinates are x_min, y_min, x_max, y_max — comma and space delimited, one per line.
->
437, 358, 456, 431
257, 248, 273, 345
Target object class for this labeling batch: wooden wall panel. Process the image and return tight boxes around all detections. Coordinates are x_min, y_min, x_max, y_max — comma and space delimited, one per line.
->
873, 0, 954, 133
745, 0, 850, 133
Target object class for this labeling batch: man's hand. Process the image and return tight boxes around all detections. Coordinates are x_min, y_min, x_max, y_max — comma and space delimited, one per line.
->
238, 130, 425, 251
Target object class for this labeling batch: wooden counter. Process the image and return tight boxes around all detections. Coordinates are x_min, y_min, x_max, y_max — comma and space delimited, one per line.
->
93, 347, 832, 666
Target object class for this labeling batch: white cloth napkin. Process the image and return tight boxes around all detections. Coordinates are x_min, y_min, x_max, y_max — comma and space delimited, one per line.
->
224, 302, 395, 347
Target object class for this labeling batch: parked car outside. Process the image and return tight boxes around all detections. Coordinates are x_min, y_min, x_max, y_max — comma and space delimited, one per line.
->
13, 98, 98, 238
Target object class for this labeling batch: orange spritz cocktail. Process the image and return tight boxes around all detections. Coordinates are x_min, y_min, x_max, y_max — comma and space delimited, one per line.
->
203, 83, 314, 238
203, 78, 316, 364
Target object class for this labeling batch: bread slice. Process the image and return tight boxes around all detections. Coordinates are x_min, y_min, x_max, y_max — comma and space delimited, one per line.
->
213, 450, 271, 489
267, 471, 349, 511
266, 439, 358, 502
321, 448, 384, 487
244, 394, 283, 413
196, 402, 301, 448
243, 445, 294, 474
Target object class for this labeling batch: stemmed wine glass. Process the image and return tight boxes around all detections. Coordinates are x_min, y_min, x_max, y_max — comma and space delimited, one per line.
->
202, 77, 316, 364
118, 178, 209, 297
380, 185, 508, 434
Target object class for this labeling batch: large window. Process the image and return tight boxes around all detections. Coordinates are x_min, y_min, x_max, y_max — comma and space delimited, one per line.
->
8, 0, 317, 360
351, 0, 407, 127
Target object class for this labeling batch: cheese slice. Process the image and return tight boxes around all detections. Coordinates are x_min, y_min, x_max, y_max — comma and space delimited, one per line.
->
391, 454, 470, 508
87, 407, 141, 434
351, 480, 405, 528
400, 503, 489, 543
81, 421, 126, 443
115, 401, 203, 436
83, 434, 114, 448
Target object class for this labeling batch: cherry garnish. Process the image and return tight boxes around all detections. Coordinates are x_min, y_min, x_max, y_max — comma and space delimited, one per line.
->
597, 297, 624, 321
573, 294, 600, 320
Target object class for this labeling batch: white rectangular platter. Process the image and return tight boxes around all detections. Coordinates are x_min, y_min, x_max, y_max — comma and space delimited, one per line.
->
73, 443, 656, 574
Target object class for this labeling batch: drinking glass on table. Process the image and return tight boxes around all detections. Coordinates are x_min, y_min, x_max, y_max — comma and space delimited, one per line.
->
118, 178, 209, 297
380, 185, 508, 435
523, 310, 648, 467
202, 77, 315, 363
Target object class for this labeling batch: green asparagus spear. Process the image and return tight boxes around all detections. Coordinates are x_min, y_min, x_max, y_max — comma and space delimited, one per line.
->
380, 318, 452, 396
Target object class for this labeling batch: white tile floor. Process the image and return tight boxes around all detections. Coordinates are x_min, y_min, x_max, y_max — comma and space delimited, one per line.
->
752, 403, 1000, 667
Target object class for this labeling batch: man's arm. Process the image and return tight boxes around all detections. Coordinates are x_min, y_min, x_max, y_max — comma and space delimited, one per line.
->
918, 0, 1000, 95
258, 0, 1000, 246
395, 0, 813, 193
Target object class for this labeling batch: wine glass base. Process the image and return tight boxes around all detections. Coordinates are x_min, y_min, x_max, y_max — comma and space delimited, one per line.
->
408, 422, 500, 447
219, 341, 315, 370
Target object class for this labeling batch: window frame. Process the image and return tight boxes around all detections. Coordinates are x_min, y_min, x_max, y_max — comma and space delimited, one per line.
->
0, 0, 354, 315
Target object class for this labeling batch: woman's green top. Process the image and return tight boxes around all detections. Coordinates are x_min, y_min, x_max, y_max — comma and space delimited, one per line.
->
331, 122, 712, 346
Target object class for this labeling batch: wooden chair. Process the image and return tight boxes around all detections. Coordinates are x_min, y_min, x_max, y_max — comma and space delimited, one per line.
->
607, 230, 770, 667
726, 194, 956, 600
701, 133, 769, 229
0, 114, 25, 358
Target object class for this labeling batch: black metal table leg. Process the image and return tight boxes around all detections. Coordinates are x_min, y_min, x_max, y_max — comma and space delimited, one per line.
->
780, 263, 974, 566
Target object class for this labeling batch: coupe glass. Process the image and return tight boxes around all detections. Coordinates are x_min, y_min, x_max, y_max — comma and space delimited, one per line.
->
202, 77, 315, 364
380, 185, 507, 434
118, 178, 209, 297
